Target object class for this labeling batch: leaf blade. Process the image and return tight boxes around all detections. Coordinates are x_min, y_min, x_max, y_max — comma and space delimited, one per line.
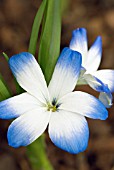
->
38, 0, 61, 84
0, 74, 11, 101
28, 0, 47, 55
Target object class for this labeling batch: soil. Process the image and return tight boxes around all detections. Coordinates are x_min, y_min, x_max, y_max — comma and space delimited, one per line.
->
0, 0, 114, 170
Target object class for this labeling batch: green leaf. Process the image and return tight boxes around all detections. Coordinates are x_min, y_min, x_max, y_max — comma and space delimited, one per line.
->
28, 0, 47, 55
38, 0, 61, 84
3, 52, 9, 61
0, 74, 11, 101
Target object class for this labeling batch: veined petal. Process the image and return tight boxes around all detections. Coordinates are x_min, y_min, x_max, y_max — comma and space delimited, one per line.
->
7, 108, 51, 148
84, 74, 113, 108
85, 36, 102, 72
93, 69, 114, 92
58, 91, 108, 120
48, 110, 89, 154
99, 92, 113, 108
0, 92, 41, 119
69, 28, 88, 65
9, 52, 49, 104
84, 74, 110, 93
48, 47, 82, 101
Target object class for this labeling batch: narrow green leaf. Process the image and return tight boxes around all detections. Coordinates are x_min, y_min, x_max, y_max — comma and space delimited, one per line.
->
38, 0, 61, 84
3, 52, 9, 61
28, 0, 47, 55
0, 74, 11, 101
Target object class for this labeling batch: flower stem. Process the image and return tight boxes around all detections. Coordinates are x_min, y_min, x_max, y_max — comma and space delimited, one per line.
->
27, 135, 53, 170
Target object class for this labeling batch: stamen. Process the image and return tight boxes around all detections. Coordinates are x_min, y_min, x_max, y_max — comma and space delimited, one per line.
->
47, 104, 57, 112
47, 98, 60, 112
52, 98, 57, 105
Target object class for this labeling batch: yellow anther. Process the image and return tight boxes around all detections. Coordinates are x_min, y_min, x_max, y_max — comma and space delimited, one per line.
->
47, 104, 57, 112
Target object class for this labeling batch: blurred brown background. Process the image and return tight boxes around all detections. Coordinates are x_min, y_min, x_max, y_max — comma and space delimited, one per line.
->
0, 0, 114, 170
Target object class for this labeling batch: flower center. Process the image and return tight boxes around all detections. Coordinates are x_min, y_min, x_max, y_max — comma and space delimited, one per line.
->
47, 104, 57, 112
47, 98, 60, 112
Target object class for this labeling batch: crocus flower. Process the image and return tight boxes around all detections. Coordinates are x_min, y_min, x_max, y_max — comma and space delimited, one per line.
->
0, 48, 108, 154
69, 28, 114, 108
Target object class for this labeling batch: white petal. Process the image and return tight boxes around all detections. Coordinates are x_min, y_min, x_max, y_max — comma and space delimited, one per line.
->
48, 47, 82, 101
99, 92, 113, 108
9, 52, 49, 103
48, 110, 89, 154
69, 28, 88, 65
58, 91, 108, 120
83, 73, 113, 108
93, 69, 114, 92
7, 108, 51, 147
0, 92, 42, 119
85, 36, 102, 72
84, 74, 110, 93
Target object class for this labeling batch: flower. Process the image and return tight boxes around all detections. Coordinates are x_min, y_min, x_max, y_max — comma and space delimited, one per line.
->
69, 28, 114, 108
0, 48, 108, 154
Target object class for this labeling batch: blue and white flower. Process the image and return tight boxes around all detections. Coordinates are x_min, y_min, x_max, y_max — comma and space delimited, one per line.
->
69, 28, 114, 108
0, 48, 108, 154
